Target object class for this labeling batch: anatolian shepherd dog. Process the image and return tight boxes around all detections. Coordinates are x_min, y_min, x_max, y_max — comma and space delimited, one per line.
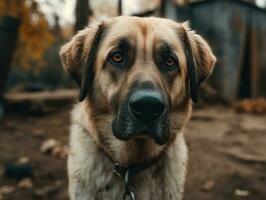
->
60, 16, 216, 200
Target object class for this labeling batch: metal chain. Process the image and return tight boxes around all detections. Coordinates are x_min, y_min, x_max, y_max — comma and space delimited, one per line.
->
123, 190, 135, 200
122, 170, 135, 200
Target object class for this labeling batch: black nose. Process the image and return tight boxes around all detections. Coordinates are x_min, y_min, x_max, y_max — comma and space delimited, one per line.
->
129, 90, 166, 123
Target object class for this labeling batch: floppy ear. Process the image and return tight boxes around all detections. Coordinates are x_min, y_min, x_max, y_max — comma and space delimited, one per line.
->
59, 22, 105, 101
181, 22, 216, 103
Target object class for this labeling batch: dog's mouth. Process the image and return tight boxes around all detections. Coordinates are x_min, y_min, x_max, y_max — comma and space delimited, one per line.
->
112, 89, 170, 145
133, 132, 151, 140
112, 113, 170, 145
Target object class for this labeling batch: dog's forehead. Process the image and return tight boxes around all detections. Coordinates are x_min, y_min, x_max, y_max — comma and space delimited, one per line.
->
104, 16, 183, 46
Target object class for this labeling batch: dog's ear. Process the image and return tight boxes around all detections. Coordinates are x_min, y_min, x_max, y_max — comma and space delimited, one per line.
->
181, 22, 216, 103
60, 22, 105, 101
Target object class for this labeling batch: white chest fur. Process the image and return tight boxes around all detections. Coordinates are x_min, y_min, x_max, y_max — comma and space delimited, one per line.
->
67, 107, 188, 200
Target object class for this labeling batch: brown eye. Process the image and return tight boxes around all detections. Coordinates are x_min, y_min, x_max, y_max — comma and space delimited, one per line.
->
111, 52, 123, 63
165, 57, 176, 67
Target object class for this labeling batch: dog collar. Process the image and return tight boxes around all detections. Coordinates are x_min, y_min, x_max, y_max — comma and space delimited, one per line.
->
113, 155, 163, 200
113, 155, 162, 177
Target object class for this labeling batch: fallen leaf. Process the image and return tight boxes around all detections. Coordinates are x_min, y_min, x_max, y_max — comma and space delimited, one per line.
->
18, 156, 30, 164
0, 185, 15, 194
234, 98, 266, 114
235, 189, 250, 197
201, 180, 215, 192
52, 146, 68, 159
40, 139, 59, 153
17, 178, 33, 189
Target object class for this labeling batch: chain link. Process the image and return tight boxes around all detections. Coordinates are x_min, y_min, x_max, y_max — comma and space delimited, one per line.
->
123, 190, 135, 200
122, 170, 135, 200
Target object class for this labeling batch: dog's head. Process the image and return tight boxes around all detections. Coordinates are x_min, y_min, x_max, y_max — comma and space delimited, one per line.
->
60, 17, 216, 163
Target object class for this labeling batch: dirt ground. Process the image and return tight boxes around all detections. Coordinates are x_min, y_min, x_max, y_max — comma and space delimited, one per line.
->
0, 105, 266, 200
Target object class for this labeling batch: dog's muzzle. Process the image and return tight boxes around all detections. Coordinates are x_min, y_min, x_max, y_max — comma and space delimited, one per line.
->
112, 88, 170, 145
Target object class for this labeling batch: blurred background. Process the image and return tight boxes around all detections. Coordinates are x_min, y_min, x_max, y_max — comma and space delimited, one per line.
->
0, 0, 266, 199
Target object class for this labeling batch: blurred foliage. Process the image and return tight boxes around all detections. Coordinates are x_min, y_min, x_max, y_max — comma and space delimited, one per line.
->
0, 0, 54, 70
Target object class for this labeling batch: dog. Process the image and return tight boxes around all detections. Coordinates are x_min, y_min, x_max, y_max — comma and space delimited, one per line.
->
60, 16, 216, 200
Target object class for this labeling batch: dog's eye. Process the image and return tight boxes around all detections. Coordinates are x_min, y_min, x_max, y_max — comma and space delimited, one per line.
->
110, 52, 123, 63
165, 56, 176, 68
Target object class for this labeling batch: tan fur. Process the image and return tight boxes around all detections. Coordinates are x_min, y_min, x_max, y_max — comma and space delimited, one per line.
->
60, 16, 216, 200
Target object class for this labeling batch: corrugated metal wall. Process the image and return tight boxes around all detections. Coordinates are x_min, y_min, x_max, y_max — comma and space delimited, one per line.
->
176, 0, 266, 101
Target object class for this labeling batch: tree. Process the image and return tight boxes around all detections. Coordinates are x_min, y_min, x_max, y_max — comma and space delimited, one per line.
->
118, 0, 123, 15
0, 0, 56, 117
75, 0, 93, 32
0, 0, 54, 70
